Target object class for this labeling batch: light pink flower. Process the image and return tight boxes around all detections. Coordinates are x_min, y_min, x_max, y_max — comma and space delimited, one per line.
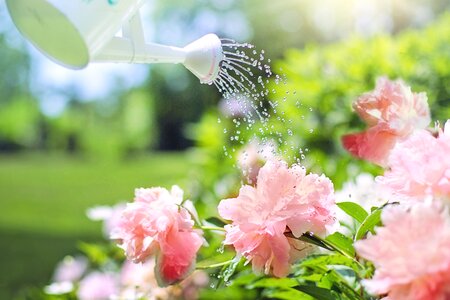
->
77, 272, 119, 300
119, 259, 168, 299
238, 139, 277, 184
378, 120, 450, 203
52, 255, 88, 283
355, 202, 450, 300
342, 77, 430, 166
111, 186, 203, 286
218, 159, 337, 277
87, 203, 126, 238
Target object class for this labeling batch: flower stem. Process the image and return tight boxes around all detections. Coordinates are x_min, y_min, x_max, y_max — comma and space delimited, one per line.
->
196, 260, 232, 269
199, 226, 227, 232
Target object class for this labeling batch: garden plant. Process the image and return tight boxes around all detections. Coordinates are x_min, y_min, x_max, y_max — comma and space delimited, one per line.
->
17, 11, 450, 300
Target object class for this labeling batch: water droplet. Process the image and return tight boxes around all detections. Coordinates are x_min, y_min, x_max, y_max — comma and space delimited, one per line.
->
217, 244, 225, 254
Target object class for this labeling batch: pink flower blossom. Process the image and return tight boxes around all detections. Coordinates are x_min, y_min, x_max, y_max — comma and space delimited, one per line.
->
77, 272, 119, 300
342, 77, 430, 166
52, 255, 88, 283
87, 203, 126, 238
355, 202, 450, 300
238, 139, 277, 184
218, 159, 337, 277
378, 120, 450, 203
111, 186, 203, 286
120, 259, 169, 299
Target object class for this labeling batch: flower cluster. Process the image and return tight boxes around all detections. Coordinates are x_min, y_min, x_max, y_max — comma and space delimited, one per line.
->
112, 186, 203, 286
342, 77, 430, 166
218, 159, 337, 277
342, 77, 450, 299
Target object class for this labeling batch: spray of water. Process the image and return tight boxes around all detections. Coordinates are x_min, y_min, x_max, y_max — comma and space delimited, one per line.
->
206, 38, 317, 184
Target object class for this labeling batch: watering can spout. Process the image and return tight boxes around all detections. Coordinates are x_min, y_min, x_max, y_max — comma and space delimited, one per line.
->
183, 34, 223, 84
5, 0, 224, 84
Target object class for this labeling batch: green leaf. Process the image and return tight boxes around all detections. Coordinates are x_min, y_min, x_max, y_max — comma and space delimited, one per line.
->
355, 208, 382, 240
231, 273, 259, 286
300, 254, 362, 273
337, 202, 368, 223
263, 288, 315, 300
205, 216, 227, 227
78, 242, 108, 265
249, 277, 299, 289
325, 232, 355, 257
294, 285, 339, 300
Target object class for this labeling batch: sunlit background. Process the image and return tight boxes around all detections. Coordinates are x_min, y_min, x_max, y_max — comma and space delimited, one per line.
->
0, 0, 448, 298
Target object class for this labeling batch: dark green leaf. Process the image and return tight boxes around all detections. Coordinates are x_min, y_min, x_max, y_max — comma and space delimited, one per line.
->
325, 232, 355, 257
295, 232, 334, 251
205, 216, 227, 227
355, 209, 382, 240
337, 202, 368, 223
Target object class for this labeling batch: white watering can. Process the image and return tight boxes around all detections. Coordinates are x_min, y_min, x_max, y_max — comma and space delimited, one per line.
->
6, 0, 224, 84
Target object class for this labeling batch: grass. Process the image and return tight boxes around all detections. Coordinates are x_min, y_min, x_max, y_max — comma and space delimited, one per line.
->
0, 152, 192, 299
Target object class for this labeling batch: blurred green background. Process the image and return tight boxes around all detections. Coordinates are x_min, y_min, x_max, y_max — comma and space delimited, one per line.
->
0, 0, 449, 298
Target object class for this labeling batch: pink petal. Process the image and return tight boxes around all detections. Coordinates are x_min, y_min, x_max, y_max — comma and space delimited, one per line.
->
342, 125, 398, 166
155, 230, 203, 286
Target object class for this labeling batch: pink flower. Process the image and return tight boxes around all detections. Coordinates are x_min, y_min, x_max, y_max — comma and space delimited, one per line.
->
77, 272, 119, 300
378, 120, 450, 203
87, 203, 126, 238
218, 159, 337, 277
111, 186, 203, 286
342, 77, 430, 166
52, 255, 88, 283
355, 202, 450, 300
120, 259, 169, 299
238, 139, 277, 184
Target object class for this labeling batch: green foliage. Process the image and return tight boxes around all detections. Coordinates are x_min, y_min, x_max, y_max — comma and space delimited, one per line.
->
325, 233, 356, 258
337, 202, 369, 224
354, 207, 383, 241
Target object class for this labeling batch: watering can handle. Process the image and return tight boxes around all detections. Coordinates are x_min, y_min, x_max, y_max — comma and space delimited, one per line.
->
92, 11, 187, 65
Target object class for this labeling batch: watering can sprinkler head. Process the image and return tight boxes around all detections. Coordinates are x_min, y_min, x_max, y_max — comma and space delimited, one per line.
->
5, 0, 224, 84
183, 34, 223, 84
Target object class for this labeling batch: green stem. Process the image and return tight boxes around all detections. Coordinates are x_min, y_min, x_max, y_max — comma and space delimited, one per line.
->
199, 226, 227, 232
196, 260, 232, 270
